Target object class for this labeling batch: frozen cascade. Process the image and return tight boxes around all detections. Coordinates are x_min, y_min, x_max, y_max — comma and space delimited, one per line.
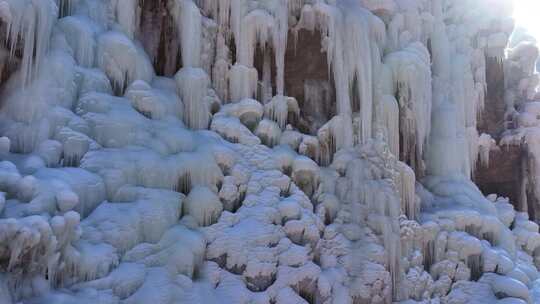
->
296, 2, 384, 145
168, 0, 202, 68
97, 31, 155, 94
57, 15, 99, 68
1, 0, 540, 303
2, 0, 58, 87
109, 0, 139, 40
175, 67, 211, 129
383, 42, 432, 174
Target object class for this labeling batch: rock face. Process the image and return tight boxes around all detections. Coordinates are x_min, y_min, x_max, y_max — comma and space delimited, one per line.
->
139, 0, 182, 77
283, 29, 334, 134
475, 145, 524, 212
474, 53, 526, 217
478, 57, 507, 138
1, 0, 540, 304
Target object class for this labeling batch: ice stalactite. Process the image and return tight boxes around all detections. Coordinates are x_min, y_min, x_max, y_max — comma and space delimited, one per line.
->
97, 31, 154, 94
426, 89, 460, 178
421, 4, 452, 177
183, 186, 222, 227
255, 119, 281, 147
110, 0, 140, 40
3, 0, 58, 87
212, 34, 230, 102
57, 16, 99, 68
452, 54, 480, 179
397, 161, 418, 220
261, 47, 273, 102
329, 140, 403, 301
383, 42, 432, 175
291, 2, 385, 145
228, 7, 275, 103
263, 95, 299, 130
175, 67, 211, 130
229, 63, 258, 102
270, 0, 288, 96
379, 95, 400, 159
238, 9, 273, 67
168, 0, 202, 68
312, 4, 364, 144
199, 0, 232, 38
317, 115, 353, 166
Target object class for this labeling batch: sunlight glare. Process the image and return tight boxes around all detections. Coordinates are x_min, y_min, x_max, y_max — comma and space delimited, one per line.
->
513, 0, 540, 43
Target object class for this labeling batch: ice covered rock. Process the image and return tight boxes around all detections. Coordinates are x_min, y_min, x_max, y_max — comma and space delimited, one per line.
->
211, 115, 261, 145
255, 119, 282, 147
56, 190, 79, 213
183, 186, 223, 227
97, 31, 154, 94
220, 98, 263, 130
480, 273, 531, 302
291, 156, 319, 198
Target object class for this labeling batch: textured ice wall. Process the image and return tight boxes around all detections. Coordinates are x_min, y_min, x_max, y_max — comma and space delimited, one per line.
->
0, 0, 539, 303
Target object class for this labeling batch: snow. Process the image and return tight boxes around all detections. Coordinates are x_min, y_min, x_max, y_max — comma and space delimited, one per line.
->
1, 0, 540, 303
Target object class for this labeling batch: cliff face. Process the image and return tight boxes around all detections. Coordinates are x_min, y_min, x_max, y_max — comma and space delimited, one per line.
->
0, 0, 540, 304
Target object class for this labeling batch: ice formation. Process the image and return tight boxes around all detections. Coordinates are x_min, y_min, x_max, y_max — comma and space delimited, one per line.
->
1, 0, 540, 303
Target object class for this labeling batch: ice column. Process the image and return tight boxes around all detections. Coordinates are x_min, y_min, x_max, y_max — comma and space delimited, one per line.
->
168, 0, 203, 68
175, 67, 211, 129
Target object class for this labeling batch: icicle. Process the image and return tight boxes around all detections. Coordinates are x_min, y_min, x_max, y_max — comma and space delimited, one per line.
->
199, 0, 231, 38
261, 49, 273, 103
175, 67, 211, 129
317, 114, 353, 166
184, 186, 222, 227
397, 161, 417, 220
383, 42, 432, 172
59, 0, 75, 17
426, 81, 460, 177
255, 119, 281, 147
5, 0, 58, 87
237, 9, 273, 67
383, 218, 401, 302
271, 0, 288, 95
263, 95, 299, 129
212, 33, 230, 102
478, 133, 496, 168
97, 31, 154, 94
380, 95, 400, 158
229, 63, 258, 102
466, 127, 479, 178
57, 16, 98, 68
111, 0, 140, 40
310, 2, 383, 144
230, 0, 244, 52
168, 0, 202, 68
295, 4, 315, 33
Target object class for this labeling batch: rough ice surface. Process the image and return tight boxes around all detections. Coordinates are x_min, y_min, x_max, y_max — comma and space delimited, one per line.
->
0, 0, 540, 304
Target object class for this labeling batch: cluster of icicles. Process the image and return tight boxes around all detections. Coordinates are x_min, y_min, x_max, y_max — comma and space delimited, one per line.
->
0, 0, 540, 303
